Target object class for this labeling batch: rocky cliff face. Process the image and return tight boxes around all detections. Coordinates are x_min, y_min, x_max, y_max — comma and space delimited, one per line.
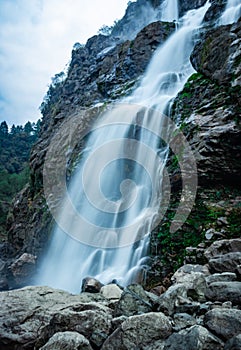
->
1, 0, 241, 348
0, 0, 240, 294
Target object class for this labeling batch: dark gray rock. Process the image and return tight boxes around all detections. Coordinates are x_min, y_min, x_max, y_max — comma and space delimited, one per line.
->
102, 312, 172, 350
205, 281, 241, 305
39, 331, 92, 350
204, 0, 227, 23
157, 283, 201, 316
191, 20, 241, 86
205, 272, 237, 285
173, 313, 197, 331
115, 284, 153, 317
9, 253, 37, 287
163, 325, 224, 349
179, 0, 207, 17
0, 286, 112, 349
224, 334, 241, 350
204, 308, 241, 340
81, 277, 103, 293
204, 239, 241, 260
208, 253, 241, 274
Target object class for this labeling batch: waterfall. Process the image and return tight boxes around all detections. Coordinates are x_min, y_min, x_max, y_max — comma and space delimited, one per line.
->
36, 2, 210, 294
219, 0, 241, 25
160, 0, 179, 22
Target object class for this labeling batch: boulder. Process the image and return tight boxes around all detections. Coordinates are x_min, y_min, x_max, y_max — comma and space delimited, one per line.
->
0, 286, 112, 349
204, 308, 241, 340
39, 331, 92, 350
102, 312, 172, 349
205, 281, 241, 305
204, 239, 241, 260
78, 292, 108, 304
81, 277, 103, 293
171, 264, 208, 302
205, 272, 237, 285
224, 334, 241, 350
173, 313, 197, 332
100, 284, 123, 300
114, 284, 153, 317
163, 325, 224, 349
208, 252, 241, 274
157, 283, 201, 316
9, 253, 37, 287
171, 264, 210, 284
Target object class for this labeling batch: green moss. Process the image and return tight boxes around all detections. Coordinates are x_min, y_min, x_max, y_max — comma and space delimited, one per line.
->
153, 186, 241, 273
201, 37, 212, 65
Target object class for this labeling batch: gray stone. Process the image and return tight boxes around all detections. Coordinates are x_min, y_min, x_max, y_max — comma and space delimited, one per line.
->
205, 281, 241, 305
78, 292, 108, 304
114, 284, 153, 317
39, 331, 92, 350
204, 308, 241, 340
171, 264, 210, 284
208, 252, 241, 274
9, 253, 37, 286
111, 316, 127, 331
100, 284, 123, 300
205, 272, 237, 285
157, 283, 190, 315
204, 239, 241, 260
0, 286, 112, 349
102, 312, 172, 350
224, 334, 241, 350
81, 277, 103, 293
191, 22, 241, 87
163, 325, 224, 350
173, 313, 197, 332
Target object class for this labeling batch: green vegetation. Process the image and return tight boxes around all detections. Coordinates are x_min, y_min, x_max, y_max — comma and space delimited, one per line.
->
0, 120, 40, 238
153, 186, 241, 273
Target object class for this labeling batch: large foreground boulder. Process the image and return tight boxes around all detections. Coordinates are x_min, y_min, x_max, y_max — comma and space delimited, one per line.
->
204, 308, 241, 341
0, 286, 112, 349
39, 331, 92, 350
163, 325, 224, 350
102, 312, 172, 349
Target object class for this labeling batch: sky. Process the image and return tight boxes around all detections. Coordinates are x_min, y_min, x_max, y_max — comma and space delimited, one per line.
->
0, 0, 130, 127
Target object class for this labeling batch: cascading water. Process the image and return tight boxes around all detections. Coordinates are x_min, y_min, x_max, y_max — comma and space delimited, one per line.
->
36, 1, 210, 293
160, 0, 179, 22
219, 0, 241, 25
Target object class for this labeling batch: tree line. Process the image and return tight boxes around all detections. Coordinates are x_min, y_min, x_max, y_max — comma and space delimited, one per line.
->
0, 119, 41, 238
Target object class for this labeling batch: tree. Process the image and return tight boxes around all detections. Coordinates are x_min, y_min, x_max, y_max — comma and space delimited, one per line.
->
33, 119, 41, 136
0, 121, 8, 135
98, 25, 113, 36
11, 125, 16, 134
15, 125, 23, 133
51, 71, 66, 87
24, 121, 33, 135
73, 42, 83, 50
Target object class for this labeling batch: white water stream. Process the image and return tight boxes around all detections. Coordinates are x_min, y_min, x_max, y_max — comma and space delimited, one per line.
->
36, 1, 211, 293
219, 0, 241, 25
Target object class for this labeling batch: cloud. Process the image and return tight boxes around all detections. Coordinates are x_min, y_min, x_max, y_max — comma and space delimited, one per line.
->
0, 0, 129, 126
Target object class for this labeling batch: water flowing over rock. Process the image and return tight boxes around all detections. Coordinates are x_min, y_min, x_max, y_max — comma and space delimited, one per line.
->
1, 0, 241, 348
34, 1, 210, 293
191, 19, 241, 86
